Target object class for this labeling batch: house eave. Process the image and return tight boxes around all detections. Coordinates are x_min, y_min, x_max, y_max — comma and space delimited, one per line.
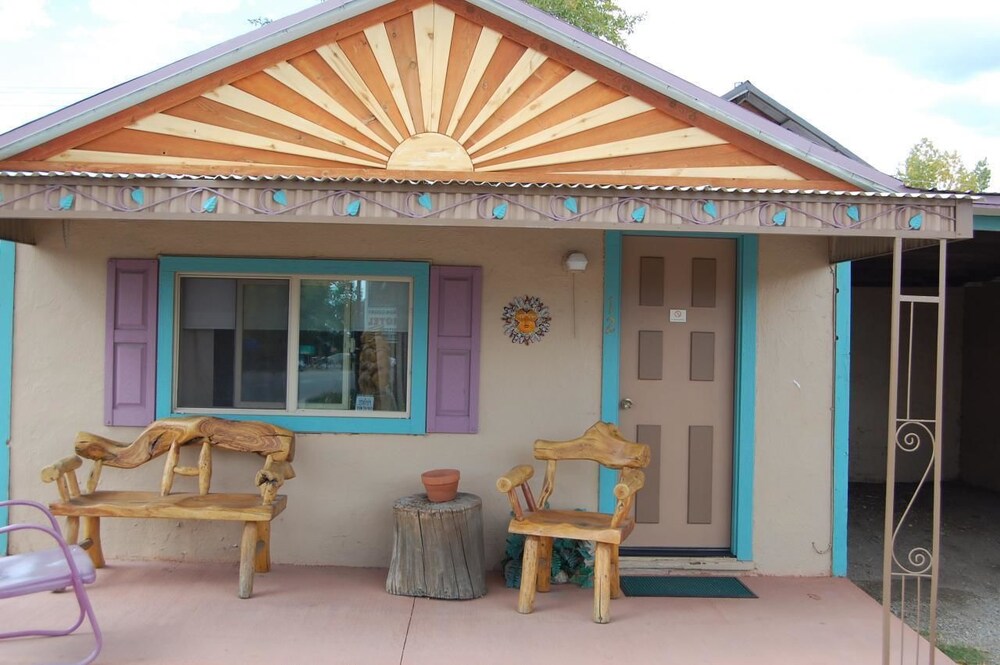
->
0, 173, 973, 246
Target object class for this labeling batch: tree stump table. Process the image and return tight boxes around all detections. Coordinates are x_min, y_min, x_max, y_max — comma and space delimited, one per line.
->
386, 492, 486, 599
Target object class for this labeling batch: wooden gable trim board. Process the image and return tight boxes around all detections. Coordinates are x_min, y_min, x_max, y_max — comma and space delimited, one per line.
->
1, 0, 856, 191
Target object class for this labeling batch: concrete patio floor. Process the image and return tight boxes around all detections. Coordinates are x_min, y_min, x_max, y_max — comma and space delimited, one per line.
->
2, 561, 954, 665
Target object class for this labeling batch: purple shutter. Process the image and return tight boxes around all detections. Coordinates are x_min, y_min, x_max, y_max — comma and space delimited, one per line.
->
427, 266, 482, 433
105, 259, 158, 426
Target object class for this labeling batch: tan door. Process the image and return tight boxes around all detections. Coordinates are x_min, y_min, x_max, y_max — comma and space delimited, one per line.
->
619, 236, 736, 550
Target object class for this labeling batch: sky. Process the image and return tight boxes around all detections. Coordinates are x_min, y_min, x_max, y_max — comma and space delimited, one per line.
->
0, 0, 997, 184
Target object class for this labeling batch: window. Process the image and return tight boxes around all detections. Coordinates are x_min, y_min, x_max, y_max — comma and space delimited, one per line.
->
157, 257, 429, 434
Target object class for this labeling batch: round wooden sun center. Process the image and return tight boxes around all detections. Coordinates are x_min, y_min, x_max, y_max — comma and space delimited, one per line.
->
387, 133, 474, 172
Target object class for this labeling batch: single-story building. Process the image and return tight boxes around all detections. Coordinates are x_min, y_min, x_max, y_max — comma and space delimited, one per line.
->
0, 0, 984, 613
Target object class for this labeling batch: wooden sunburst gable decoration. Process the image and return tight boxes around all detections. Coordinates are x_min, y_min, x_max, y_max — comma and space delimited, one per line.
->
1, 0, 855, 190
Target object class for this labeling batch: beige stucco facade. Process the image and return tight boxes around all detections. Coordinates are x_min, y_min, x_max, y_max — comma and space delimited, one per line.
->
6, 218, 839, 575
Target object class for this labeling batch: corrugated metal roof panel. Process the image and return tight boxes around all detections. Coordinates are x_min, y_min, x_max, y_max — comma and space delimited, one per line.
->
0, 170, 977, 200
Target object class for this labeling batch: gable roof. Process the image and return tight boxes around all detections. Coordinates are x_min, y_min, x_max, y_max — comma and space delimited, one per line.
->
0, 0, 903, 192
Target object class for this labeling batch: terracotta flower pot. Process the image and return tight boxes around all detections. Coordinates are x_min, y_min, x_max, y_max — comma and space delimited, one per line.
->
421, 468, 460, 502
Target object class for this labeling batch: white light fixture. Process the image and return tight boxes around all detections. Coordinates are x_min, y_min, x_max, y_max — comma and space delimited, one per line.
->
564, 251, 589, 272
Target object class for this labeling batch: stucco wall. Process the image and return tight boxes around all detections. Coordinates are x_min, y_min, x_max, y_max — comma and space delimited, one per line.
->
752, 236, 836, 575
6, 221, 840, 575
849, 287, 963, 483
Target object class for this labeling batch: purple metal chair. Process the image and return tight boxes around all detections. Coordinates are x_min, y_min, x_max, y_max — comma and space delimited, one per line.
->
0, 499, 102, 665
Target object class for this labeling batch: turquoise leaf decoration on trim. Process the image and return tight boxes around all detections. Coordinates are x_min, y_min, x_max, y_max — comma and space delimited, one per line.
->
564, 197, 578, 214
492, 202, 508, 219
846, 205, 860, 223
346, 200, 361, 217
702, 200, 718, 219
58, 194, 74, 211
202, 196, 218, 213
772, 209, 788, 226
272, 190, 287, 206
631, 206, 647, 223
908, 213, 923, 230
417, 193, 433, 211
130, 188, 144, 206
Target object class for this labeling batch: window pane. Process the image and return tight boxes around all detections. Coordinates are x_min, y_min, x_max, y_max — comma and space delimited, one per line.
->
176, 277, 288, 409
298, 279, 410, 412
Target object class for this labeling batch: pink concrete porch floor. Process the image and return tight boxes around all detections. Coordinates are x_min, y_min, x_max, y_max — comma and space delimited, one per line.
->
2, 561, 954, 665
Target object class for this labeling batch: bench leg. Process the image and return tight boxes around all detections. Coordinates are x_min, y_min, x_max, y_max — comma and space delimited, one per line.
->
610, 544, 621, 599
239, 522, 257, 599
255, 522, 271, 573
81, 516, 105, 568
593, 542, 612, 624
537, 537, 552, 593
517, 535, 540, 614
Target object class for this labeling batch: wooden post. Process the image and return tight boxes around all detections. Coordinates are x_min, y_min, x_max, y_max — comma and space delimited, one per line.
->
386, 493, 486, 600
254, 522, 271, 573
81, 516, 105, 568
537, 537, 552, 593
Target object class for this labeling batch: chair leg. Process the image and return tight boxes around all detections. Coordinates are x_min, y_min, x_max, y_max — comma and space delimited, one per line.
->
65, 516, 80, 545
517, 536, 540, 614
610, 544, 621, 599
537, 537, 553, 593
593, 542, 612, 624
81, 517, 105, 568
239, 522, 257, 599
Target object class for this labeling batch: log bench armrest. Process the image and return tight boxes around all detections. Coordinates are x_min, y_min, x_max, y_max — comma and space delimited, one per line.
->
611, 468, 645, 528
40, 456, 84, 501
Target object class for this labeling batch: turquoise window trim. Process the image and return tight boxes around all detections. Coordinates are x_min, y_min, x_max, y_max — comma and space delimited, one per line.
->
832, 262, 851, 576
0, 241, 14, 553
973, 215, 1000, 232
599, 231, 757, 562
157, 256, 429, 434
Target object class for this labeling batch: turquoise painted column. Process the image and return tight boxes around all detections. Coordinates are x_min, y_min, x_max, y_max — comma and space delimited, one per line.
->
599, 232, 622, 514
832, 262, 851, 576
0, 241, 14, 554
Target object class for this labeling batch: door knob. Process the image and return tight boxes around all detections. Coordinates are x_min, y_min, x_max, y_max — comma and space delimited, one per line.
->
619, 398, 633, 410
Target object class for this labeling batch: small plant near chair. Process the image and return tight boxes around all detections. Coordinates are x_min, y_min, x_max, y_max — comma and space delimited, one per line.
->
0, 499, 102, 665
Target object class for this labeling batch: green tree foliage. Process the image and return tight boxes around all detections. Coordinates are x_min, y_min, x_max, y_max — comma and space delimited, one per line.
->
524, 0, 644, 48
896, 138, 992, 192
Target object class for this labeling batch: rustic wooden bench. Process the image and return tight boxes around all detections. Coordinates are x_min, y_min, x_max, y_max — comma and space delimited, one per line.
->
40, 416, 295, 598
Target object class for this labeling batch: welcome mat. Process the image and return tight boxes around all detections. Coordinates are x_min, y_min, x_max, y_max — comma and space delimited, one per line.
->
620, 576, 756, 598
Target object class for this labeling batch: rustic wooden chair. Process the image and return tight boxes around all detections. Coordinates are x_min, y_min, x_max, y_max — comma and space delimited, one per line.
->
497, 422, 650, 623
0, 499, 102, 665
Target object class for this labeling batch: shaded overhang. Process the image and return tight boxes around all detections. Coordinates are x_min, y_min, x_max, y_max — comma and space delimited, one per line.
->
0, 173, 973, 262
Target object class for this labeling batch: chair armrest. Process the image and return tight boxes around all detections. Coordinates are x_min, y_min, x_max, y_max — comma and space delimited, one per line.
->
496, 464, 534, 493
497, 465, 536, 519
613, 468, 645, 501
610, 469, 645, 528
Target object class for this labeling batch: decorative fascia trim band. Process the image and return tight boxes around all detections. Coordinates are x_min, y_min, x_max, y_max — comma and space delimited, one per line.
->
0, 179, 971, 239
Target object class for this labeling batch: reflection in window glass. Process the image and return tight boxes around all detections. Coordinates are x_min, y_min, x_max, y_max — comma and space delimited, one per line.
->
298, 279, 410, 412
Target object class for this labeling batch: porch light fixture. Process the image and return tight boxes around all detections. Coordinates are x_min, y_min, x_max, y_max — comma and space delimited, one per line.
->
564, 251, 589, 272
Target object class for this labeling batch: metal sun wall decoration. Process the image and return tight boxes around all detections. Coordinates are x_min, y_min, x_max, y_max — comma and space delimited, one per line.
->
502, 295, 551, 345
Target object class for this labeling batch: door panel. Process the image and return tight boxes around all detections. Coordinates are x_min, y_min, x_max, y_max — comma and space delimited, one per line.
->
619, 236, 736, 549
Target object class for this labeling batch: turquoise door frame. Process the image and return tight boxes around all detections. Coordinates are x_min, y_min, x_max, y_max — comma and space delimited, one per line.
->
600, 231, 757, 561
0, 241, 14, 554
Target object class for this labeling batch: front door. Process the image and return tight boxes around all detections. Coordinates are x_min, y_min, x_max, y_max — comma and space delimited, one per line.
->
619, 236, 736, 551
